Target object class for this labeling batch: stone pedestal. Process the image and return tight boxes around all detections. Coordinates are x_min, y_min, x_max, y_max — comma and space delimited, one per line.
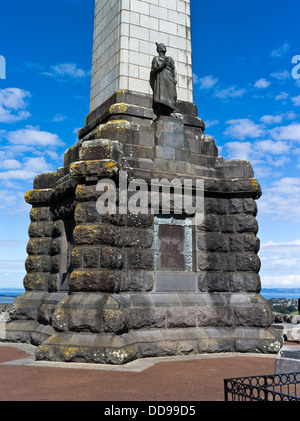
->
5, 90, 283, 364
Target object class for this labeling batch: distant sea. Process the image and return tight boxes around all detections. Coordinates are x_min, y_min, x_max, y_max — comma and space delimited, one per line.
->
0, 288, 25, 304
261, 289, 300, 300
0, 288, 299, 304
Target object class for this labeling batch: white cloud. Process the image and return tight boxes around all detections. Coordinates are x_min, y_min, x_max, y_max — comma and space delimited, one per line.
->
258, 178, 300, 221
53, 113, 67, 122
205, 119, 220, 129
0, 156, 53, 181
261, 275, 300, 288
275, 91, 289, 101
262, 239, 300, 247
2, 159, 22, 170
0, 190, 28, 211
254, 78, 271, 89
270, 123, 300, 142
197, 75, 218, 90
223, 139, 291, 167
223, 141, 252, 160
193, 73, 199, 84
215, 86, 246, 99
270, 70, 291, 80
5, 126, 64, 147
260, 114, 283, 125
43, 63, 89, 80
291, 95, 300, 106
0, 88, 31, 123
270, 43, 290, 58
255, 139, 290, 155
224, 118, 265, 140
285, 111, 296, 120
259, 240, 300, 288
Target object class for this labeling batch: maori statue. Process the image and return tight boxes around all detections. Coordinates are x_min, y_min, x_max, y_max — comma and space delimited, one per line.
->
150, 43, 177, 116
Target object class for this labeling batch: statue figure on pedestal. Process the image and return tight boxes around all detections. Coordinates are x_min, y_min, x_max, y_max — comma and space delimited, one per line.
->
150, 43, 177, 116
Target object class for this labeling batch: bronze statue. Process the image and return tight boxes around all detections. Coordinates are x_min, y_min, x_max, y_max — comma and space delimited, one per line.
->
150, 43, 177, 116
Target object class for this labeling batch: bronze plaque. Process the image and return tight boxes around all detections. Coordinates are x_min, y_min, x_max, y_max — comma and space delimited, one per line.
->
158, 224, 186, 271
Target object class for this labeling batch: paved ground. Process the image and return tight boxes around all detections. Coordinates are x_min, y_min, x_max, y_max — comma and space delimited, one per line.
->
0, 341, 281, 402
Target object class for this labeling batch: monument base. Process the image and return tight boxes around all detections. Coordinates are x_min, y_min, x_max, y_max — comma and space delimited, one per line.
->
34, 326, 281, 365
5, 90, 283, 364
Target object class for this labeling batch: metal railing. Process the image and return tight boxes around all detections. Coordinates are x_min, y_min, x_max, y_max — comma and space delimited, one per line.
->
224, 372, 300, 401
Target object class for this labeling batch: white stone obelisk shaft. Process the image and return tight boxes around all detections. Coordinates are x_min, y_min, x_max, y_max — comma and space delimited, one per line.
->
90, 0, 193, 112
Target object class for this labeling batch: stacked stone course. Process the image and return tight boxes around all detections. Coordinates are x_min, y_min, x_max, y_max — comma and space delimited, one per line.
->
5, 90, 282, 363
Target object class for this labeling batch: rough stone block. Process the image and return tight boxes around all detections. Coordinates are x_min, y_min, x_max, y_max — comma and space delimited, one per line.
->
229, 198, 243, 214
74, 224, 115, 245
244, 273, 261, 292
206, 272, 231, 292
69, 270, 116, 292
137, 341, 177, 359
119, 271, 154, 292
243, 234, 260, 252
220, 215, 236, 233
26, 238, 52, 255
83, 247, 100, 268
198, 252, 220, 271
103, 308, 128, 333
220, 254, 236, 272
25, 189, 52, 205
75, 184, 98, 202
30, 207, 51, 222
71, 247, 83, 269
236, 215, 258, 234
205, 197, 229, 214
25, 255, 52, 273
243, 198, 258, 215
52, 307, 69, 332
230, 273, 245, 292
198, 273, 207, 292
23, 273, 50, 291
236, 253, 261, 272
167, 307, 197, 328
198, 306, 234, 327
115, 227, 145, 247
197, 214, 220, 232
205, 233, 230, 252
69, 308, 102, 332
100, 246, 125, 269
229, 235, 244, 252
28, 222, 54, 238
129, 308, 166, 329
37, 303, 56, 325
126, 249, 153, 270
197, 338, 235, 354
234, 305, 272, 328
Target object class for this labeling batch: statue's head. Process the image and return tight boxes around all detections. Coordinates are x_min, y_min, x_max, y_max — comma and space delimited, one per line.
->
156, 43, 167, 53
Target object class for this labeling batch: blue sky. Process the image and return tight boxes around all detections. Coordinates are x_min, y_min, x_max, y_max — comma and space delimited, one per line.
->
0, 0, 300, 289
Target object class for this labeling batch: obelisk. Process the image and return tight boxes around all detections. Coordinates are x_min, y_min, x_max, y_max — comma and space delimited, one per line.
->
90, 0, 193, 111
